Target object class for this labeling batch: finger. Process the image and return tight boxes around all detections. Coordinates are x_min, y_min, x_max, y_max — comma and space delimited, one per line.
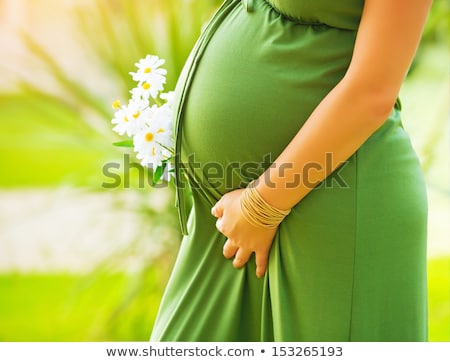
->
211, 198, 224, 218
223, 239, 238, 259
233, 248, 252, 269
215, 218, 228, 236
255, 248, 269, 278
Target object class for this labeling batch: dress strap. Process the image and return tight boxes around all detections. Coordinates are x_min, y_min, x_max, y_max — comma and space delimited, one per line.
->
242, 0, 254, 12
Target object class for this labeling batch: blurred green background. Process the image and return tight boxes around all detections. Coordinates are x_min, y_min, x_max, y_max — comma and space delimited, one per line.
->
0, 0, 448, 341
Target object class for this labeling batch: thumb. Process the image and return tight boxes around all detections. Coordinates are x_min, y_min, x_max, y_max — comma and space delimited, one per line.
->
211, 197, 225, 218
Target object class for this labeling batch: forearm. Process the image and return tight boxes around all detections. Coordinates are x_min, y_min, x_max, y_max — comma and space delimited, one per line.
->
255, 0, 432, 211
255, 80, 393, 210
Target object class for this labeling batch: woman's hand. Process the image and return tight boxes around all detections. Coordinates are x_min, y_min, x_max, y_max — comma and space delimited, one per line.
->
211, 188, 278, 278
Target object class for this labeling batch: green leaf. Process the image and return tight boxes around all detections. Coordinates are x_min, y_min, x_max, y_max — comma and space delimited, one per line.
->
113, 140, 134, 148
152, 161, 168, 185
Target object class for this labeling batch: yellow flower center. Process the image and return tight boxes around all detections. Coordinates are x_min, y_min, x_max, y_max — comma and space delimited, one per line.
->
157, 128, 165, 133
142, 82, 151, 90
132, 110, 140, 119
145, 132, 154, 142
152, 147, 156, 156
124, 116, 129, 123
144, 67, 152, 73
112, 100, 121, 109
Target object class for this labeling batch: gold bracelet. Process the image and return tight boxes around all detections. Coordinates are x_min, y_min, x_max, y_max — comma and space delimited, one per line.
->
240, 180, 291, 229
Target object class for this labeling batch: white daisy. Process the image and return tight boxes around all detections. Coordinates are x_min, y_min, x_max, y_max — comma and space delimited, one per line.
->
111, 98, 151, 137
130, 55, 167, 99
130, 55, 167, 83
133, 120, 172, 170
134, 104, 173, 167
160, 91, 175, 109
111, 107, 129, 136
112, 54, 175, 183
132, 80, 165, 100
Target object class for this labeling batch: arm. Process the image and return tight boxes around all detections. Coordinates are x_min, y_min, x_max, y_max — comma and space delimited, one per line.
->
212, 0, 432, 277
257, 0, 433, 209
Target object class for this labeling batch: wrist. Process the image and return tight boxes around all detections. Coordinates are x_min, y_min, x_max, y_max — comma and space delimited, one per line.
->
240, 180, 291, 229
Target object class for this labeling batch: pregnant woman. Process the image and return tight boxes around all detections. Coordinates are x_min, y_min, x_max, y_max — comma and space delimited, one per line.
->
150, 0, 432, 341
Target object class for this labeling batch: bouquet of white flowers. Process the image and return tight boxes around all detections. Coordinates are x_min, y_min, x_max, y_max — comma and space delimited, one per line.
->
111, 55, 174, 184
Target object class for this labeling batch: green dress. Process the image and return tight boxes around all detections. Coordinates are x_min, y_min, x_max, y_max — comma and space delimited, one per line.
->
150, 0, 428, 341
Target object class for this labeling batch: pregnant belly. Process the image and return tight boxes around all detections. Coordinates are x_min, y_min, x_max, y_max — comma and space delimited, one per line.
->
180, 4, 356, 192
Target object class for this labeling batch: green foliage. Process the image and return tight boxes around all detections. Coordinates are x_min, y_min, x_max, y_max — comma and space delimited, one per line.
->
409, 0, 450, 75
73, 0, 222, 91
0, 0, 222, 187
422, 0, 450, 45
112, 140, 134, 148
1, 256, 447, 341
0, 94, 113, 187
0, 0, 447, 343
0, 268, 172, 341
427, 257, 450, 341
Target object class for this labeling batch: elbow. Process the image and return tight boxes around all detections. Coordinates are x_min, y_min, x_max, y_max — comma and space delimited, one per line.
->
343, 81, 399, 127
367, 94, 396, 125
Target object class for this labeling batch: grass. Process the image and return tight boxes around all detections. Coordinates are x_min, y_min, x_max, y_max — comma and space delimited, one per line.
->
428, 257, 450, 341
0, 267, 171, 341
0, 256, 448, 341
